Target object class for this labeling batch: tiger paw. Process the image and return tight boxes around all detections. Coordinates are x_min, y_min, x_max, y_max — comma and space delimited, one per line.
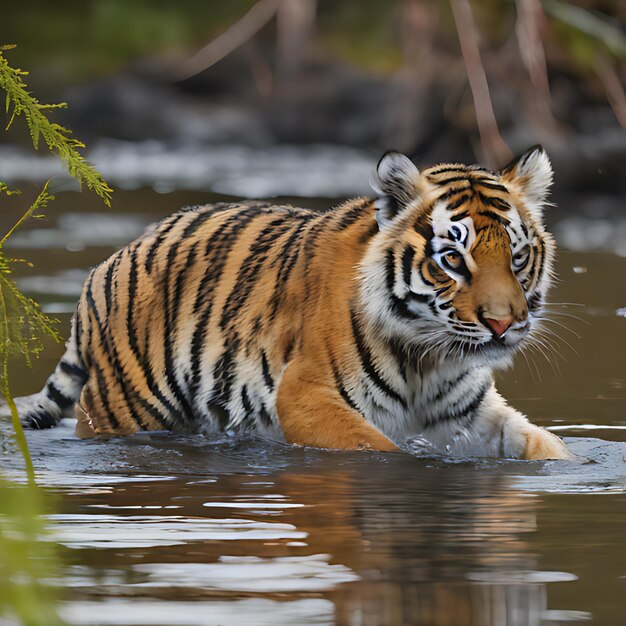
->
523, 427, 575, 460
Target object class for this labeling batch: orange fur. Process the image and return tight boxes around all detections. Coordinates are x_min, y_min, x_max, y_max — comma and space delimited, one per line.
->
21, 149, 572, 460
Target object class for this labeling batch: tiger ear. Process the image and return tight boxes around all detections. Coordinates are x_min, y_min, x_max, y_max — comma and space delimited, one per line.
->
370, 151, 420, 229
500, 145, 553, 207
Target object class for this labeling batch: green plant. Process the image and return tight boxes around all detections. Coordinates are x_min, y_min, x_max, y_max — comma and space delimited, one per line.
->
0, 44, 112, 482
0, 44, 112, 626
0, 479, 65, 626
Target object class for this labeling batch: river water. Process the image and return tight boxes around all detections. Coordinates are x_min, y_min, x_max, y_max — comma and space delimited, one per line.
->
1, 167, 625, 625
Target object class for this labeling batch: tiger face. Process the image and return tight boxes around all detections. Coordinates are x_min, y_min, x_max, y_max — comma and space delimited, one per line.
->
362, 146, 555, 367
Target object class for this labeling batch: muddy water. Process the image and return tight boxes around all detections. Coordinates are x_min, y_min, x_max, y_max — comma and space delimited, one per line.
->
2, 186, 626, 625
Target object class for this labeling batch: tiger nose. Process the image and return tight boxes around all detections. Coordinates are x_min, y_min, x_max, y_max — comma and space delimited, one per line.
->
483, 316, 513, 338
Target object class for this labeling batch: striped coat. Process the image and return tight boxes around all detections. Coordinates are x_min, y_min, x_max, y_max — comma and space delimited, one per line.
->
20, 147, 573, 460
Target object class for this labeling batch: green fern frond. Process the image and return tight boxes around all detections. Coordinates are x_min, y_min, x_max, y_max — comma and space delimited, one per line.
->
0, 48, 112, 206
0, 261, 61, 368
0, 181, 21, 196
1, 181, 54, 246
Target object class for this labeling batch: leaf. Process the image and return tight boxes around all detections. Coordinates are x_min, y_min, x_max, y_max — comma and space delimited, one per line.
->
0, 47, 113, 205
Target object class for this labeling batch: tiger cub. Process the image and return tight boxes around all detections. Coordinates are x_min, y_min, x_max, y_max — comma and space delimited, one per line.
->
19, 146, 573, 460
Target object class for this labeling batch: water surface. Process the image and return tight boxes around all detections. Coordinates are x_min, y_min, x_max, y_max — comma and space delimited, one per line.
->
2, 182, 625, 625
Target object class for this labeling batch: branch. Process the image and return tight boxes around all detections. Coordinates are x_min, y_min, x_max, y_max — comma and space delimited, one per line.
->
175, 0, 283, 80
596, 56, 626, 129
515, 0, 551, 100
450, 0, 512, 166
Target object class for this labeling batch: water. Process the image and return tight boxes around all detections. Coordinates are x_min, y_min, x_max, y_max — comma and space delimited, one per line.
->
1, 180, 625, 625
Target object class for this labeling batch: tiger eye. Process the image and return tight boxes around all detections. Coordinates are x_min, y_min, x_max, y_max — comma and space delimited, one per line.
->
444, 251, 463, 268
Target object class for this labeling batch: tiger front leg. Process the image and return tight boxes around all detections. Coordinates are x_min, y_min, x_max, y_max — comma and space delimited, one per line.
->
519, 422, 574, 460
276, 361, 399, 452
479, 389, 574, 460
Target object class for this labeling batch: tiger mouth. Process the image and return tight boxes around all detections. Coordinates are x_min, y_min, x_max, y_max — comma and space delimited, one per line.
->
473, 331, 530, 354
445, 324, 531, 356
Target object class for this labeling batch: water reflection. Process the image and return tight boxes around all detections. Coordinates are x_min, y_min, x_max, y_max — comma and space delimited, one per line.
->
43, 455, 592, 626
49, 514, 307, 548
60, 598, 336, 626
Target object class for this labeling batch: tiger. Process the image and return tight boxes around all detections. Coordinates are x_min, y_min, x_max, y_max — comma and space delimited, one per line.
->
16, 145, 573, 460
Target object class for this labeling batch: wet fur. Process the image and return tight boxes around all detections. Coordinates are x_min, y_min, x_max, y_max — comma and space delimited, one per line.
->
18, 149, 573, 460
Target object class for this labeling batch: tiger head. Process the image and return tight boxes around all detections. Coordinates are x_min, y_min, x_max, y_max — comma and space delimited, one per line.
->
361, 146, 555, 367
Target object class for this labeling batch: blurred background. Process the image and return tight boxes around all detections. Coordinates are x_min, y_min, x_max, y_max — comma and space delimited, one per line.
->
1, 0, 624, 198
1, 4, 626, 626
0, 0, 625, 420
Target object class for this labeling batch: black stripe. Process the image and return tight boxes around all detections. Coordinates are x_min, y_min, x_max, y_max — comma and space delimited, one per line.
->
478, 210, 510, 224
435, 283, 454, 298
385, 337, 409, 382
468, 165, 493, 174
209, 216, 287, 408
284, 336, 296, 362
384, 249, 396, 292
359, 219, 379, 242
27, 409, 57, 429
429, 370, 470, 404
261, 351, 274, 391
144, 204, 237, 274
259, 404, 273, 427
208, 402, 230, 429
438, 186, 471, 203
424, 381, 489, 429
181, 207, 221, 239
520, 221, 529, 238
350, 310, 406, 406
391, 295, 420, 319
429, 166, 467, 175
72, 310, 84, 364
330, 356, 360, 413
401, 245, 415, 288
433, 176, 469, 186
334, 198, 372, 229
474, 179, 509, 193
144, 215, 184, 273
528, 291, 543, 312
211, 333, 241, 404
450, 210, 470, 222
414, 214, 434, 239
276, 220, 307, 281
241, 385, 253, 414
91, 358, 121, 431
478, 193, 511, 211
46, 381, 74, 409
302, 215, 331, 278
171, 244, 198, 314
409, 291, 431, 304
446, 194, 470, 212
60, 360, 88, 384
102, 253, 121, 315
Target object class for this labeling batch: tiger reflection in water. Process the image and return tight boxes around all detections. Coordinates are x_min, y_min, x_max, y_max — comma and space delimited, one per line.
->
95, 454, 559, 626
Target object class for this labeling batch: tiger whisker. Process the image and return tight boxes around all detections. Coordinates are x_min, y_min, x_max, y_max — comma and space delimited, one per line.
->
533, 316, 582, 339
